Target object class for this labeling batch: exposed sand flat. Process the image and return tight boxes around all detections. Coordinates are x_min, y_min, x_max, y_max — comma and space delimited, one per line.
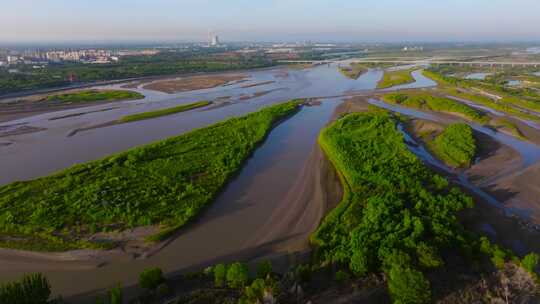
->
489, 162, 540, 224
143, 74, 247, 93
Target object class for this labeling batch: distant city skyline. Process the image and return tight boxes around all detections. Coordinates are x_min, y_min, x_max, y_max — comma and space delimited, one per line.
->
3, 0, 540, 43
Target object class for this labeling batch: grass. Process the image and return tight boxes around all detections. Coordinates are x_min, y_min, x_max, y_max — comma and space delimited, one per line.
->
441, 87, 540, 123
338, 63, 368, 80
423, 69, 540, 115
0, 100, 302, 251
489, 118, 527, 141
382, 92, 490, 124
427, 123, 477, 168
45, 89, 144, 103
377, 68, 417, 89
313, 110, 474, 303
118, 101, 211, 123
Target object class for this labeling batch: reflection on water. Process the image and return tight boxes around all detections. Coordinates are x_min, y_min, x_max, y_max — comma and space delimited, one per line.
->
0, 64, 442, 185
507, 80, 521, 86
465, 72, 491, 80
0, 99, 343, 298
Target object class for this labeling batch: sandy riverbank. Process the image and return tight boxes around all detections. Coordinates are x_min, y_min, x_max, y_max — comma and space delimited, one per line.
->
142, 73, 247, 93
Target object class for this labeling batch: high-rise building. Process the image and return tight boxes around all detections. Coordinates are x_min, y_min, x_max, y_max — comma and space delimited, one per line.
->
211, 35, 220, 46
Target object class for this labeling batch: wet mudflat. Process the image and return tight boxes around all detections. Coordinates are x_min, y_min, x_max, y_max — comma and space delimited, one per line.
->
0, 64, 483, 300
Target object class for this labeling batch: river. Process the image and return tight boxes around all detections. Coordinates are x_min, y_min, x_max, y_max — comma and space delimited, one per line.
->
0, 63, 531, 301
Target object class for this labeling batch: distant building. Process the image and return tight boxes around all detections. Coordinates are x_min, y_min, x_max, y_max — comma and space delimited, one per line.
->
211, 35, 220, 47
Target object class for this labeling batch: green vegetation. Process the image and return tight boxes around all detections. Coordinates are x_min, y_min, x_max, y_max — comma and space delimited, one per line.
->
521, 253, 540, 274
0, 51, 273, 95
338, 63, 368, 80
139, 267, 165, 290
0, 273, 51, 304
377, 68, 417, 89
428, 123, 477, 168
383, 92, 490, 124
45, 89, 144, 103
118, 101, 211, 123
226, 262, 250, 288
313, 110, 475, 303
213, 263, 228, 287
442, 86, 540, 123
0, 100, 301, 251
424, 68, 540, 115
256, 261, 273, 279
490, 118, 527, 141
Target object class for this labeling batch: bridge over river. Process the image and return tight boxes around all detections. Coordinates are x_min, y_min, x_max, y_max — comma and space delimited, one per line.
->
280, 58, 540, 68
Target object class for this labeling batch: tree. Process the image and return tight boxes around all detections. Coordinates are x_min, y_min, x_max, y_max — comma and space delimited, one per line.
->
521, 253, 539, 273
213, 263, 227, 287
139, 267, 165, 290
226, 262, 249, 288
256, 261, 272, 279
108, 286, 122, 304
387, 266, 431, 304
0, 273, 51, 304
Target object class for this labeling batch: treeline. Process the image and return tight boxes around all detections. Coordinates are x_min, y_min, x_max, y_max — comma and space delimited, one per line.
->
0, 51, 274, 95
383, 91, 489, 124
0, 100, 302, 251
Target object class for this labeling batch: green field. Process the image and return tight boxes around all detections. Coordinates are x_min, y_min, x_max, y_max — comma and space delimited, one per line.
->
377, 68, 417, 89
45, 90, 144, 103
423, 69, 540, 114
313, 110, 474, 303
118, 101, 211, 123
428, 123, 477, 168
338, 63, 368, 80
0, 100, 301, 251
382, 92, 489, 124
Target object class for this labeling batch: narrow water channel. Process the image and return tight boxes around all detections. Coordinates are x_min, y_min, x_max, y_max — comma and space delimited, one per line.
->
369, 98, 540, 222
0, 100, 341, 299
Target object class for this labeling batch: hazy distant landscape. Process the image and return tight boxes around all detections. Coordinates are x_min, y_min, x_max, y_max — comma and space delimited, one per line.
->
2, 1, 540, 304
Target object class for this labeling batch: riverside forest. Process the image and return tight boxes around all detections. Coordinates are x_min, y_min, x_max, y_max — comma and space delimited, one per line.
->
2, 42, 540, 304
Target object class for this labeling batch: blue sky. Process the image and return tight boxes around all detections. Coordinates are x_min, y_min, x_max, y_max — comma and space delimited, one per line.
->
3, 0, 540, 42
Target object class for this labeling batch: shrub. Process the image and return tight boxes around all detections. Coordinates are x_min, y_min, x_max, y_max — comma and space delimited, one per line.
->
226, 262, 249, 288
243, 278, 266, 302
108, 286, 122, 304
491, 248, 507, 269
387, 266, 431, 304
521, 253, 539, 273
139, 267, 165, 290
256, 261, 272, 279
0, 273, 51, 304
213, 264, 227, 287
156, 283, 170, 298
294, 264, 312, 283
334, 270, 351, 283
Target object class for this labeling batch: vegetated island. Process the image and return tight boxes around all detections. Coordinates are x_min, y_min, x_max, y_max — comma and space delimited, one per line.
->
382, 91, 490, 124
0, 100, 302, 252
382, 91, 528, 141
338, 63, 369, 80
45, 89, 144, 103
423, 68, 540, 114
427, 123, 477, 168
377, 68, 417, 89
311, 109, 539, 303
118, 101, 211, 123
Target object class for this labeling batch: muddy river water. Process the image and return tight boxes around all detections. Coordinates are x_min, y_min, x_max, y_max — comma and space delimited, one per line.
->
0, 63, 537, 300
